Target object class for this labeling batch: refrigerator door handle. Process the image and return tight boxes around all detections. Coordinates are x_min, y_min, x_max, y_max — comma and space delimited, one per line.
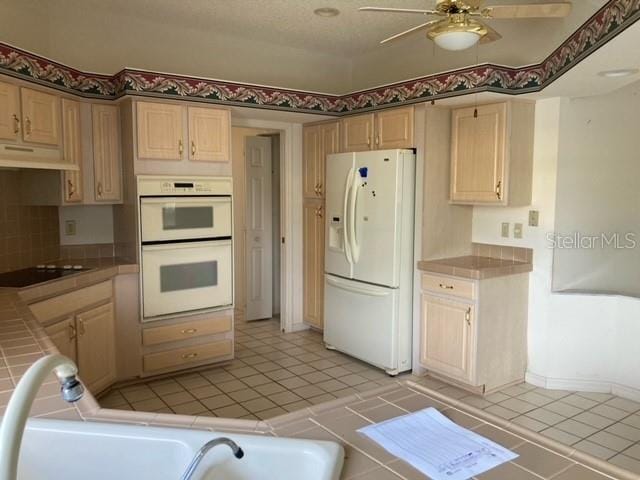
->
349, 170, 361, 263
343, 167, 354, 265
326, 276, 390, 297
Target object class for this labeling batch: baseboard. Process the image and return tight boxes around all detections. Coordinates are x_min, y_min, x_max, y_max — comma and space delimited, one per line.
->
525, 371, 640, 402
287, 322, 310, 333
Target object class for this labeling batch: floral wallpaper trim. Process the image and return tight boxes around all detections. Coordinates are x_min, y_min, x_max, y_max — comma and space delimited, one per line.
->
0, 0, 638, 115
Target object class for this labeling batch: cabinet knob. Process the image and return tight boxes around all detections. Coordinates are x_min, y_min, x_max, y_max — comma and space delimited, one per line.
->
191, 140, 196, 156
366, 137, 371, 146
495, 181, 502, 200
24, 117, 32, 136
375, 135, 380, 146
178, 139, 184, 155
316, 206, 323, 218
317, 183, 322, 196
67, 179, 75, 198
97, 182, 103, 197
12, 114, 20, 134
465, 307, 471, 326
68, 324, 77, 340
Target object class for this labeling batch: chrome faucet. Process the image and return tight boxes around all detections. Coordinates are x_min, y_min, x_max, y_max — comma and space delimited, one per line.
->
0, 354, 84, 480
180, 437, 244, 480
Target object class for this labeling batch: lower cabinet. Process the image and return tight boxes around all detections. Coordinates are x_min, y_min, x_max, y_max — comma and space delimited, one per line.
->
303, 199, 324, 330
419, 272, 528, 394
44, 301, 116, 394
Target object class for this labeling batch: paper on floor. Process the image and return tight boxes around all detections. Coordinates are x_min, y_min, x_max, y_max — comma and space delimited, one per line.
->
357, 407, 518, 480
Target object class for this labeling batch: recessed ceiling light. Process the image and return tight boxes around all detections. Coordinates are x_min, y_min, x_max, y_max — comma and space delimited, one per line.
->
314, 7, 340, 17
597, 68, 639, 78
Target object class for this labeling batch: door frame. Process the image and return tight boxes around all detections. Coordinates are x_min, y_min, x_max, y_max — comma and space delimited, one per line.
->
232, 118, 304, 333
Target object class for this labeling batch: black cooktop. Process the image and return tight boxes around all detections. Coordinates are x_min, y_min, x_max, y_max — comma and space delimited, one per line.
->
0, 266, 91, 288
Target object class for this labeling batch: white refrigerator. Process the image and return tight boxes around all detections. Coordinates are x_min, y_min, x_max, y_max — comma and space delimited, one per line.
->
324, 149, 415, 375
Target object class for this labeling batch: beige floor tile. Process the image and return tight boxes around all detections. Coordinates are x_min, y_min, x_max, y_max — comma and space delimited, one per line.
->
575, 391, 614, 403
484, 404, 519, 420
512, 442, 573, 478
254, 382, 287, 396
161, 391, 195, 407
292, 385, 326, 399
200, 394, 236, 410
100, 391, 129, 408
606, 397, 640, 413
393, 394, 446, 412
475, 462, 540, 480
554, 418, 599, 439
121, 387, 157, 403
586, 430, 634, 451
240, 373, 272, 387
323, 366, 351, 378
622, 443, 640, 461
265, 369, 296, 381
604, 422, 640, 442
287, 364, 316, 376
574, 439, 617, 460
149, 381, 185, 396
500, 384, 532, 397
171, 400, 208, 415
274, 357, 302, 368
278, 376, 310, 390
213, 403, 250, 418
511, 415, 547, 432
499, 397, 538, 414
437, 385, 470, 399
339, 374, 369, 387
621, 414, 640, 429
483, 392, 510, 404
348, 467, 403, 480
283, 399, 312, 412
609, 454, 640, 474
514, 390, 554, 407
228, 388, 261, 403
525, 407, 565, 426
190, 384, 222, 400
561, 393, 600, 410
332, 387, 359, 398
544, 400, 583, 418
540, 427, 581, 446
301, 371, 332, 383
358, 404, 406, 423
239, 354, 268, 365
242, 397, 278, 413
573, 411, 616, 429
532, 387, 572, 400
471, 424, 525, 449
269, 390, 303, 406
227, 366, 260, 378
173, 374, 209, 389
131, 397, 167, 412
308, 393, 337, 405
216, 379, 249, 393
341, 446, 381, 479
590, 404, 630, 421
316, 378, 349, 393
252, 361, 282, 373
255, 406, 288, 420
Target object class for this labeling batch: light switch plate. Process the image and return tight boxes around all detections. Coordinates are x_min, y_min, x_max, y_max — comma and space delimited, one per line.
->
514, 223, 523, 239
65, 220, 76, 236
528, 210, 539, 227
501, 222, 509, 238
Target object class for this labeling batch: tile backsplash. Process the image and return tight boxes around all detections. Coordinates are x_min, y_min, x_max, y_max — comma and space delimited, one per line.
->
472, 242, 533, 263
0, 170, 60, 273
59, 243, 115, 260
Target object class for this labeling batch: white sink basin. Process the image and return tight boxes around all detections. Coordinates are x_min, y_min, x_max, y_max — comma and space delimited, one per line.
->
17, 419, 344, 480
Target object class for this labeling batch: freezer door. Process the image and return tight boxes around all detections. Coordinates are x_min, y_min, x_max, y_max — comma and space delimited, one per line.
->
324, 152, 356, 279
350, 150, 405, 287
324, 274, 398, 371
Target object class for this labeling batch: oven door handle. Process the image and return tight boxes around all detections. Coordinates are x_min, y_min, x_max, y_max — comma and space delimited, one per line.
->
141, 239, 231, 251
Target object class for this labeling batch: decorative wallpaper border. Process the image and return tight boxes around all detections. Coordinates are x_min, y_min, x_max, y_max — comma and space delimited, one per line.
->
0, 0, 638, 115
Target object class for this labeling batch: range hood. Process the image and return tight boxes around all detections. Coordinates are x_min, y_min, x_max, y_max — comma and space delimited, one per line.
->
0, 143, 78, 171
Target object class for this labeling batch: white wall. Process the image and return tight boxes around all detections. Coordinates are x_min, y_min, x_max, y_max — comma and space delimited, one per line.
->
472, 97, 640, 400
59, 205, 114, 245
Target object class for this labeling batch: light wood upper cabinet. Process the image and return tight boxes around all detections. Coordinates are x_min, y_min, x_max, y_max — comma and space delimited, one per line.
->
61, 99, 83, 203
341, 106, 414, 152
136, 102, 184, 160
20, 87, 61, 146
0, 82, 20, 141
450, 101, 534, 206
92, 104, 122, 202
321, 121, 340, 192
44, 316, 77, 365
341, 113, 374, 152
375, 106, 415, 149
76, 302, 116, 393
188, 107, 230, 162
303, 199, 324, 330
303, 121, 340, 199
420, 293, 473, 382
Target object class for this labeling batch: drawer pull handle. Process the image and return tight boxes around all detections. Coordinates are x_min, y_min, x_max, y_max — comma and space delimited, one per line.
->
181, 328, 198, 335
182, 352, 198, 360
439, 283, 454, 290
178, 139, 184, 155
465, 307, 471, 326
12, 114, 20, 134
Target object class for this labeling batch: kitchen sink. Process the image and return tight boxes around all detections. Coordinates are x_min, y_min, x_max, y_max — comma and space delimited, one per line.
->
17, 419, 344, 480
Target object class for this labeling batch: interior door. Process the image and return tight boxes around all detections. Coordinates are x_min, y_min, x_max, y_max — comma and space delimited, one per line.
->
351, 150, 403, 287
245, 136, 273, 321
324, 152, 355, 279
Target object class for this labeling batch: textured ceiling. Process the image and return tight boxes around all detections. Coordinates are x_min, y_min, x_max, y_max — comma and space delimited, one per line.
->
0, 0, 611, 93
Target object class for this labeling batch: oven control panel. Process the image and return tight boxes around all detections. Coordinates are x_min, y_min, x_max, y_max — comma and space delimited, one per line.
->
137, 176, 233, 196
160, 181, 214, 193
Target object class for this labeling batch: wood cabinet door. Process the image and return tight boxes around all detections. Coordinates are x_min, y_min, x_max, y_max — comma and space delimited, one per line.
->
136, 102, 184, 160
44, 317, 77, 364
0, 82, 20, 141
375, 106, 414, 149
450, 103, 506, 204
303, 125, 321, 198
76, 302, 116, 393
188, 107, 230, 162
318, 122, 340, 197
341, 114, 374, 152
303, 199, 325, 329
61, 99, 83, 203
92, 104, 122, 202
420, 293, 474, 381
20, 87, 61, 146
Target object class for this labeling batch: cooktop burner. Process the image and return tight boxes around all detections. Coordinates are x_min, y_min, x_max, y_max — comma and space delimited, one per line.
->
0, 265, 91, 288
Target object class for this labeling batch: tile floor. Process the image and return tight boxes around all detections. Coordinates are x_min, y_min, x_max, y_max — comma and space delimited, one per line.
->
99, 318, 640, 475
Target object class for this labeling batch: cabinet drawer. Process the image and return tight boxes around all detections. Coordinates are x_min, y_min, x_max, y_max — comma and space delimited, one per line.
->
29, 281, 113, 324
143, 339, 232, 372
422, 274, 475, 300
142, 315, 232, 346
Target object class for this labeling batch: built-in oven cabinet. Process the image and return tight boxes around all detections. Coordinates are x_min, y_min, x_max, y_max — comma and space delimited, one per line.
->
135, 100, 230, 163
140, 196, 232, 242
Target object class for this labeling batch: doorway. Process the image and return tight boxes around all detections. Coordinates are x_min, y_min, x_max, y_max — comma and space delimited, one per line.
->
231, 127, 282, 323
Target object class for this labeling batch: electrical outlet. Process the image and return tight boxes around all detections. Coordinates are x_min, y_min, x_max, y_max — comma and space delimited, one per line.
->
65, 220, 76, 236
501, 222, 509, 238
528, 210, 539, 227
514, 223, 523, 239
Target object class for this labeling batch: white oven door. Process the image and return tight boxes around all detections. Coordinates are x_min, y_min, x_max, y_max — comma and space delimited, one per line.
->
140, 197, 231, 242
141, 240, 232, 320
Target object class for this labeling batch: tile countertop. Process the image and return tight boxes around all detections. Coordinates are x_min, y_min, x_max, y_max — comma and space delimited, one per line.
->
0, 265, 635, 480
417, 255, 533, 280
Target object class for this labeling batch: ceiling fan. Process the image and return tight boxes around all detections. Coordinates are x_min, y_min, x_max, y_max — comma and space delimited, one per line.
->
359, 0, 572, 51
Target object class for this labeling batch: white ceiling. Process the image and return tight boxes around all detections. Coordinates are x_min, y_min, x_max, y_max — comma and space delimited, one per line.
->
0, 0, 625, 94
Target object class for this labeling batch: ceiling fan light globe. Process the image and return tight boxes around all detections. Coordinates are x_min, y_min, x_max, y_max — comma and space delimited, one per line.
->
433, 31, 480, 50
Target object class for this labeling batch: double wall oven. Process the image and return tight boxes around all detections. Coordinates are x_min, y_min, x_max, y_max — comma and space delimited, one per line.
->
138, 176, 233, 321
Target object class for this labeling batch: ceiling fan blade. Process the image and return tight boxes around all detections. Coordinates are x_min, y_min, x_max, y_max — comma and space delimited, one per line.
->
359, 7, 440, 15
482, 2, 572, 19
380, 20, 443, 44
479, 22, 503, 44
